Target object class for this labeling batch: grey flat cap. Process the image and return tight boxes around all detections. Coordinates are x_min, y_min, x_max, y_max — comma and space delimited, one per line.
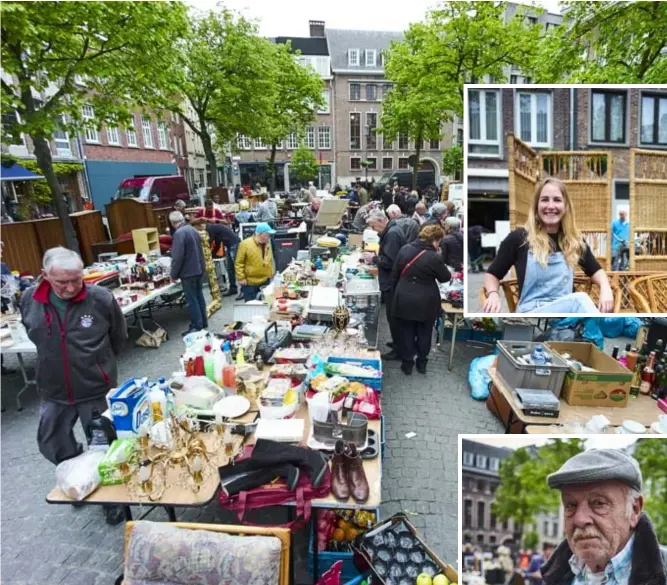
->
547, 449, 642, 492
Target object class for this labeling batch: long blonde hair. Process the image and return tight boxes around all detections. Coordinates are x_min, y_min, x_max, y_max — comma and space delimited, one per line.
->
525, 178, 585, 269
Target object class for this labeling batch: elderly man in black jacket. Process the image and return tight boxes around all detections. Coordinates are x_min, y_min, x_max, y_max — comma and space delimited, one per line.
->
441, 216, 464, 272
542, 448, 666, 585
363, 209, 406, 360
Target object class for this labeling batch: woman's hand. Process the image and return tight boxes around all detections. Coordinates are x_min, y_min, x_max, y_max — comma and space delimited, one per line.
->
483, 291, 502, 313
598, 287, 614, 313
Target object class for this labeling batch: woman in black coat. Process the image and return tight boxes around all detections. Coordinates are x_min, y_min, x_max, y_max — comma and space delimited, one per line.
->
391, 224, 451, 375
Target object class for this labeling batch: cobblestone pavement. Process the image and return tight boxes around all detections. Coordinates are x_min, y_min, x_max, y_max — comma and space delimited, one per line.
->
1, 298, 503, 585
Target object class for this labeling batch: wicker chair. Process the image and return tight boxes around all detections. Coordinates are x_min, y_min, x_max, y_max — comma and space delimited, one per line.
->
117, 521, 291, 585
629, 273, 667, 313
479, 275, 622, 313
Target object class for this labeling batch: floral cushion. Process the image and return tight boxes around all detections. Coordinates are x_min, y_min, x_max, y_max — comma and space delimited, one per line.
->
124, 521, 282, 585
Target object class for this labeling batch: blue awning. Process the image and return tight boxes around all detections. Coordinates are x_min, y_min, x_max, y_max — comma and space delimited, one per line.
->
0, 163, 44, 182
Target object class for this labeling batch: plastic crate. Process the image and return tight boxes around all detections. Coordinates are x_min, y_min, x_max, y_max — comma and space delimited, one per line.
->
470, 329, 503, 344
344, 574, 370, 585
496, 341, 570, 397
442, 327, 472, 341
327, 356, 383, 391
380, 415, 386, 460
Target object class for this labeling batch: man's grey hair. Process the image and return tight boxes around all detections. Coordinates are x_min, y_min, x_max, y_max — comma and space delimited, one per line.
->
431, 203, 447, 219
43, 247, 84, 273
386, 204, 402, 219
366, 209, 388, 225
169, 211, 185, 225
174, 199, 186, 208
626, 486, 642, 517
445, 216, 461, 231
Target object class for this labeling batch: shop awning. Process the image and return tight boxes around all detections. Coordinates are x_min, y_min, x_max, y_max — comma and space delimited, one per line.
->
0, 163, 44, 182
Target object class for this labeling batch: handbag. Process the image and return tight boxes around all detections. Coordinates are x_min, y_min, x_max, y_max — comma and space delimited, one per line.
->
255, 322, 291, 363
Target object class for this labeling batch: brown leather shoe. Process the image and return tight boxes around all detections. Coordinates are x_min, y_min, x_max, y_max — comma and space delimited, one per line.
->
331, 440, 350, 501
344, 443, 369, 503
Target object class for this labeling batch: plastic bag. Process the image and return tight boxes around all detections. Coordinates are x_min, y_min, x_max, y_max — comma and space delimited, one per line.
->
316, 560, 343, 585
55, 450, 105, 501
172, 376, 224, 410
599, 317, 625, 338
468, 354, 496, 401
353, 388, 382, 419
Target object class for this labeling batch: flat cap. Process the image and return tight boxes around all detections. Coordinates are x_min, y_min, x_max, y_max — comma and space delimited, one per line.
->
547, 448, 642, 492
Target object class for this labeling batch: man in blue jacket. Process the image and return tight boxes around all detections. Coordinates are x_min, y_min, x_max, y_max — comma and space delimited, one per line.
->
611, 209, 630, 270
170, 211, 207, 335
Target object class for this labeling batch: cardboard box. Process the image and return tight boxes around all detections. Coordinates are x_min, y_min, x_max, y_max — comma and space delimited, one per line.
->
546, 342, 633, 408
109, 377, 151, 437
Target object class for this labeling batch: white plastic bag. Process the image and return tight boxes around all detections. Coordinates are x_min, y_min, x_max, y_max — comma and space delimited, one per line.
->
55, 450, 105, 501
171, 376, 224, 410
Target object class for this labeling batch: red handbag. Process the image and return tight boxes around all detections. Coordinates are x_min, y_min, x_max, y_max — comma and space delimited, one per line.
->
218, 445, 332, 531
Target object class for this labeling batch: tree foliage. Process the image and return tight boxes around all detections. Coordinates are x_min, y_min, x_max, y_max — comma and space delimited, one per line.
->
441, 145, 463, 178
493, 440, 585, 540
633, 439, 667, 543
290, 143, 319, 184
523, 530, 540, 551
1, 1, 187, 249
527, 1, 667, 83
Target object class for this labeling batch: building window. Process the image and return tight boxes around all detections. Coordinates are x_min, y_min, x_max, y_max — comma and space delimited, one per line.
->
366, 113, 377, 149
516, 91, 551, 147
350, 84, 361, 101
382, 157, 393, 170
503, 519, 509, 531
126, 119, 138, 147
477, 534, 485, 545
527, 16, 538, 25
490, 535, 497, 544
398, 157, 409, 169
429, 138, 439, 150
490, 513, 497, 529
544, 521, 549, 535
319, 89, 330, 114
591, 90, 626, 143
237, 135, 251, 150
53, 116, 72, 155
552, 522, 559, 537
457, 128, 464, 146
398, 133, 409, 150
640, 93, 667, 146
469, 89, 500, 155
350, 113, 361, 150
366, 157, 377, 170
305, 127, 315, 149
510, 75, 519, 84
348, 49, 360, 66
106, 126, 120, 146
157, 123, 169, 149
1, 111, 25, 146
351, 157, 361, 171
476, 454, 488, 469
141, 117, 154, 148
318, 126, 331, 149
489, 457, 500, 472
464, 500, 473, 528
463, 452, 474, 466
366, 84, 377, 101
477, 502, 485, 529
478, 480, 485, 492
286, 133, 298, 149
365, 49, 377, 67
382, 84, 392, 100
82, 105, 99, 143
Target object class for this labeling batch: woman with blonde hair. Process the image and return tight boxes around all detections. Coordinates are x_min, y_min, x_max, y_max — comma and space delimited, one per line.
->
483, 178, 614, 313
391, 224, 451, 374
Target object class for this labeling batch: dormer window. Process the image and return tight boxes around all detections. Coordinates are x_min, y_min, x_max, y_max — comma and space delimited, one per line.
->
348, 49, 360, 66
365, 49, 377, 67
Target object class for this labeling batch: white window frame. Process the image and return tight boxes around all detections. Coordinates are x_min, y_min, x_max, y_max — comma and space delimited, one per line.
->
398, 157, 409, 169
639, 91, 667, 148
366, 156, 377, 170
237, 135, 251, 150
141, 117, 154, 148
305, 127, 315, 149
253, 138, 266, 150
157, 122, 169, 150
589, 88, 628, 146
382, 156, 393, 170
489, 457, 500, 472
468, 89, 501, 158
463, 452, 474, 466
350, 156, 362, 171
366, 112, 378, 149
317, 126, 331, 150
366, 84, 378, 101
318, 89, 330, 114
349, 83, 361, 101
515, 91, 552, 148
53, 115, 72, 156
286, 133, 298, 150
82, 105, 99, 143
365, 49, 377, 67
350, 112, 361, 150
106, 126, 121, 146
348, 49, 360, 67
476, 454, 488, 469
126, 119, 138, 147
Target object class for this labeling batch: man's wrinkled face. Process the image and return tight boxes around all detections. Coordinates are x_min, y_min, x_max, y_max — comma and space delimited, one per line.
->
619, 211, 627, 222
562, 481, 642, 572
255, 232, 271, 244
44, 267, 84, 300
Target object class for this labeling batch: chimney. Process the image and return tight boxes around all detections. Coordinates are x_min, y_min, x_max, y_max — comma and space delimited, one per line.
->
309, 20, 325, 37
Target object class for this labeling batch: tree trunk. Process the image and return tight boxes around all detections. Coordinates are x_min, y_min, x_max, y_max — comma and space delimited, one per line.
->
200, 130, 218, 188
32, 133, 80, 254
269, 144, 277, 195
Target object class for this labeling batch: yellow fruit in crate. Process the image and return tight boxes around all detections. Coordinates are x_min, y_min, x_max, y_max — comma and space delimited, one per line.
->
283, 388, 297, 405
332, 528, 346, 542
337, 519, 352, 531
345, 527, 361, 541
433, 575, 450, 585
416, 575, 433, 585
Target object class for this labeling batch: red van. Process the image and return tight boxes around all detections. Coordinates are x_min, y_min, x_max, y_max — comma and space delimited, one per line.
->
114, 175, 190, 207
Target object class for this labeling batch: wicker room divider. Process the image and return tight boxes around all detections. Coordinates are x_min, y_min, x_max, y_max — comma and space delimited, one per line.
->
629, 148, 667, 272
507, 134, 538, 231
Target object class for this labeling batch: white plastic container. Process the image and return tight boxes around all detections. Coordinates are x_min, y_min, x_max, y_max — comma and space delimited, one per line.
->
149, 385, 168, 423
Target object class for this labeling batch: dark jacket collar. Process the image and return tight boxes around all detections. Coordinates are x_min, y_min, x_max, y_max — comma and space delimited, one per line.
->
32, 279, 87, 305
542, 514, 666, 585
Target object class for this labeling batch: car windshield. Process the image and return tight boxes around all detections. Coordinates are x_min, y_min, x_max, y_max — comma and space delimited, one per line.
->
116, 187, 142, 199
377, 173, 393, 184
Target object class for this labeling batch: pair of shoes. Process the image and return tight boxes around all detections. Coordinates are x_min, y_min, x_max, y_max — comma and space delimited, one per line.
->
400, 361, 414, 375
331, 441, 369, 503
223, 289, 238, 297
381, 350, 400, 361
416, 360, 428, 374
235, 292, 245, 301
103, 504, 125, 525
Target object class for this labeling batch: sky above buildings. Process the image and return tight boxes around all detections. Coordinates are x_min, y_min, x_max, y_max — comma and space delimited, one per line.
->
187, 0, 562, 36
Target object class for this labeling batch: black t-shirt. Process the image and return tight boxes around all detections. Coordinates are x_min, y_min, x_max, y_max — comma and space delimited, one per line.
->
487, 228, 601, 295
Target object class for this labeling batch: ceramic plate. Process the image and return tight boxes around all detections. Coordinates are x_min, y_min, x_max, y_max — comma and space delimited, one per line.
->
213, 395, 250, 419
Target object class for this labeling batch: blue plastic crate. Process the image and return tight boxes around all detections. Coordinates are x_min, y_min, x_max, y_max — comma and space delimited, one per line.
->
442, 327, 472, 341
470, 329, 503, 344
344, 574, 370, 585
327, 356, 383, 391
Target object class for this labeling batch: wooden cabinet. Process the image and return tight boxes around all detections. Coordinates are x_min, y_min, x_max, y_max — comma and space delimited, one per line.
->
132, 228, 160, 255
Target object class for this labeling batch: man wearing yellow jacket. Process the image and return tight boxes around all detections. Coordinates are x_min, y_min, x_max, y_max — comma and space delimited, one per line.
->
235, 222, 276, 301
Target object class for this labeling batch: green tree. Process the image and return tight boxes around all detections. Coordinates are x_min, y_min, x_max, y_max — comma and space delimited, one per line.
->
493, 439, 585, 543
1, 1, 187, 251
633, 439, 667, 543
523, 530, 540, 551
290, 143, 319, 186
527, 1, 667, 83
167, 9, 274, 188
256, 41, 325, 194
441, 145, 463, 180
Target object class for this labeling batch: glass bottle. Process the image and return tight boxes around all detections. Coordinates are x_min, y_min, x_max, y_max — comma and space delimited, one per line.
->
639, 351, 657, 396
